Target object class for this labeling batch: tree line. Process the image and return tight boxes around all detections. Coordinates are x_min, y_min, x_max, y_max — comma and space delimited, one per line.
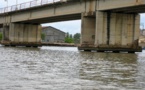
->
65, 32, 80, 44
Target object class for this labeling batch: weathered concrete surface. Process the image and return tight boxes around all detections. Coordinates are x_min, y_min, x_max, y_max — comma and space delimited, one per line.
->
0, 0, 145, 24
3, 26, 9, 41
0, 0, 143, 52
1, 23, 41, 46
95, 11, 107, 46
98, 0, 145, 13
0, 1, 85, 24
81, 13, 95, 47
79, 11, 141, 52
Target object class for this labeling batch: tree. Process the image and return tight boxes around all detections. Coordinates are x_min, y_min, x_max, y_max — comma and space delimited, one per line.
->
41, 33, 45, 41
0, 32, 3, 41
65, 32, 74, 43
70, 34, 73, 38
73, 33, 80, 44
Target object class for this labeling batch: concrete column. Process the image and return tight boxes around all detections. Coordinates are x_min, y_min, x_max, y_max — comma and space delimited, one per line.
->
134, 14, 140, 40
81, 13, 95, 47
9, 23, 14, 42
37, 25, 42, 43
2, 23, 42, 46
109, 13, 140, 48
79, 11, 141, 52
94, 11, 141, 51
3, 25, 10, 41
95, 11, 107, 47
19, 24, 24, 42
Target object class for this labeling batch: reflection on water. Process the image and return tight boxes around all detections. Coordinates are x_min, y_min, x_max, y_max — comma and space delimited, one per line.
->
0, 46, 145, 90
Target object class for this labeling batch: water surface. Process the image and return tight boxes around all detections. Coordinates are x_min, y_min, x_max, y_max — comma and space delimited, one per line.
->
0, 46, 145, 90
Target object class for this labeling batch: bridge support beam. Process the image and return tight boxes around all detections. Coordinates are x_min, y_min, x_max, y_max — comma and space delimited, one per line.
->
79, 11, 142, 52
1, 23, 41, 47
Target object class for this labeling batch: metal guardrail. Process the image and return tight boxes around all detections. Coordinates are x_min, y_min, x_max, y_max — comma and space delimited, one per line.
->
0, 0, 66, 14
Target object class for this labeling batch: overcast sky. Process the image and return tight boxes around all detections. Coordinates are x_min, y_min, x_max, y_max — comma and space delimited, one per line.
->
0, 0, 145, 34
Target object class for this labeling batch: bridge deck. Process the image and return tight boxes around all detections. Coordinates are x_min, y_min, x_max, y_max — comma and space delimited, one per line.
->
0, 0, 83, 26
98, 0, 145, 13
103, 5, 145, 13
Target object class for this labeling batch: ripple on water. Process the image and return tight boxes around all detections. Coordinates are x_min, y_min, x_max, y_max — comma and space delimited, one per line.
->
0, 46, 145, 90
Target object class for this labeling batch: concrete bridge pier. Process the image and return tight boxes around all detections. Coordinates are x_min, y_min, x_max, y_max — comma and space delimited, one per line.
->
79, 11, 142, 52
3, 25, 10, 43
1, 23, 42, 47
80, 12, 96, 51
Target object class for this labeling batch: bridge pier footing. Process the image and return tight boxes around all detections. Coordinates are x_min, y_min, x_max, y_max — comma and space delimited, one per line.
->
78, 47, 142, 53
1, 23, 42, 47
79, 11, 142, 52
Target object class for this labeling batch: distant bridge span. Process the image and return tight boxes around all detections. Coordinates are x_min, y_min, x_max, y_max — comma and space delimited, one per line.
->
0, 0, 145, 52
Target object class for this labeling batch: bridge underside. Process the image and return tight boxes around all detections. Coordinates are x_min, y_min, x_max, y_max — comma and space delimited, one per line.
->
104, 5, 145, 13
0, 12, 142, 52
0, 0, 143, 52
14, 14, 81, 24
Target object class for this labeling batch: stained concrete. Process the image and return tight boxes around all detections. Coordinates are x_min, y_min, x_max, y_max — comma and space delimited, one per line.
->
0, 0, 143, 51
2, 23, 41, 46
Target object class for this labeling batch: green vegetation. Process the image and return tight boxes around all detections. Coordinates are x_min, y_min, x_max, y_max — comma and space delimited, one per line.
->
65, 32, 80, 44
41, 33, 45, 41
73, 33, 80, 44
0, 32, 3, 41
65, 32, 74, 43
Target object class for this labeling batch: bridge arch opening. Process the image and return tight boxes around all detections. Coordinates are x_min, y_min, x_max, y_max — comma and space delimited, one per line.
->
42, 20, 81, 35
41, 20, 81, 44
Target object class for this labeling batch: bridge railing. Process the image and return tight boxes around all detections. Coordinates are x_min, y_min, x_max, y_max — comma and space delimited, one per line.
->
0, 0, 66, 14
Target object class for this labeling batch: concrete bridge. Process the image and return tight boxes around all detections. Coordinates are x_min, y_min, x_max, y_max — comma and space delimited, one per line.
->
0, 0, 144, 52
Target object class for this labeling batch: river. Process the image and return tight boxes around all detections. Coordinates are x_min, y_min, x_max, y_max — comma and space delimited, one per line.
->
0, 46, 145, 90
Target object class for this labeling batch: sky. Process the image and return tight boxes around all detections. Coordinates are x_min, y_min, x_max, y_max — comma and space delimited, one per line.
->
0, 0, 145, 35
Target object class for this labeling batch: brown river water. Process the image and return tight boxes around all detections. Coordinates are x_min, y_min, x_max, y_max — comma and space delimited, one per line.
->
0, 46, 145, 90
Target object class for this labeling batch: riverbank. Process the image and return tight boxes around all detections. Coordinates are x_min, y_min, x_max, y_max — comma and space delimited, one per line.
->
0, 42, 77, 47
139, 35, 145, 48
0, 38, 145, 48
41, 42, 77, 47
